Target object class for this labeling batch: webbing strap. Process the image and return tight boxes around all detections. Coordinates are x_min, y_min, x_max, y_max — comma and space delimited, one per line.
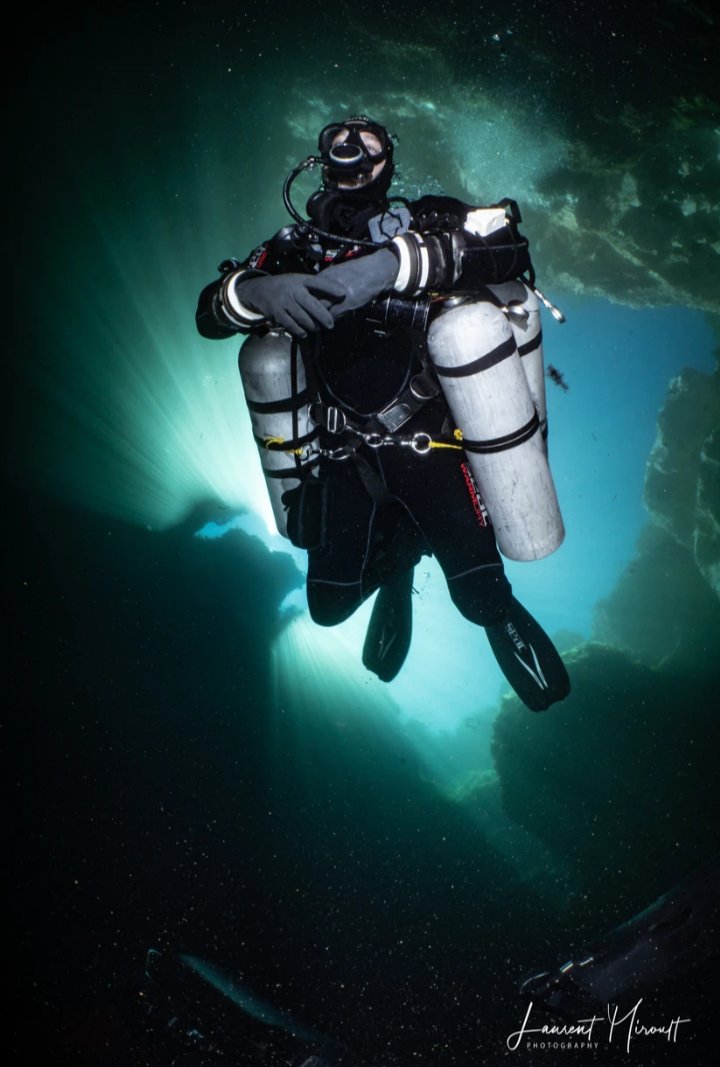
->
461, 411, 540, 455
352, 451, 396, 506
246, 385, 314, 415
433, 335, 516, 378
263, 456, 321, 478
518, 329, 543, 356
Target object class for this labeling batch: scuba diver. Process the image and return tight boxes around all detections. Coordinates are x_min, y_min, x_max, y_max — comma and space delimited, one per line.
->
196, 115, 570, 711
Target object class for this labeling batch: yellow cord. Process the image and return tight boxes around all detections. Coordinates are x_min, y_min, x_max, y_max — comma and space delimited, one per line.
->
263, 431, 463, 455
263, 435, 303, 456
428, 427, 464, 450
428, 438, 463, 451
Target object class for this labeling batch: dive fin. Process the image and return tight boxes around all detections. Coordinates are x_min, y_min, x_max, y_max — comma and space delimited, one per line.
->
362, 568, 414, 683
485, 596, 570, 711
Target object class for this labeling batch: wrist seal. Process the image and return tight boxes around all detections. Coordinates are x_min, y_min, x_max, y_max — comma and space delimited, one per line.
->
390, 232, 453, 297
217, 269, 268, 328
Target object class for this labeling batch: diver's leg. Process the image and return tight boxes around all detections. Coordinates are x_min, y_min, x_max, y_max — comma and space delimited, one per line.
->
305, 460, 379, 626
485, 597, 570, 711
439, 514, 569, 710
389, 447, 569, 710
389, 446, 513, 623
306, 456, 421, 685
359, 491, 427, 683
362, 565, 415, 682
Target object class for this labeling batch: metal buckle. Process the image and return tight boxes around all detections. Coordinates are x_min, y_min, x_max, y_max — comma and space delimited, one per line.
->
322, 444, 354, 461
326, 406, 346, 434
409, 373, 439, 402
375, 402, 411, 434
410, 433, 432, 455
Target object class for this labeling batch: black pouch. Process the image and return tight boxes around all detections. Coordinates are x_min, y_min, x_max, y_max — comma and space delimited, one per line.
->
458, 198, 535, 286
283, 476, 328, 551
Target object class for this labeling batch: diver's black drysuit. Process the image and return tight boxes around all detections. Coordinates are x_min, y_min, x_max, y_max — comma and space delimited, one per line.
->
196, 194, 570, 710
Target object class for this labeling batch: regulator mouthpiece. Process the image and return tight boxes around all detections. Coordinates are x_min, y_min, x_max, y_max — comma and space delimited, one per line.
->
328, 140, 368, 173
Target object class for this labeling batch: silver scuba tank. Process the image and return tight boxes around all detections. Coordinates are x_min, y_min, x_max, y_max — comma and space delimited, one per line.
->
486, 281, 548, 447
238, 330, 319, 538
426, 296, 564, 561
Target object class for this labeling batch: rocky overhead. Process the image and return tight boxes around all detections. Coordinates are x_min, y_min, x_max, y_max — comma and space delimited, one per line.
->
644, 360, 720, 599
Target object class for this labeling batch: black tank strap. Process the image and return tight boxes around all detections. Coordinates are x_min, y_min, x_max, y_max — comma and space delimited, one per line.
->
461, 411, 540, 455
246, 386, 314, 414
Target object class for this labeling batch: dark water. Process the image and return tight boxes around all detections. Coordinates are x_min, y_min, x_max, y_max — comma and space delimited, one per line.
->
8, 2, 720, 1065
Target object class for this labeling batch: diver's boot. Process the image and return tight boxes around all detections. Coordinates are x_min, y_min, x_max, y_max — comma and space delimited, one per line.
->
485, 596, 570, 711
362, 567, 414, 683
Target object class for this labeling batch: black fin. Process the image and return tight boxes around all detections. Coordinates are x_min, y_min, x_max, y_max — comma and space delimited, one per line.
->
362, 568, 414, 683
485, 597, 570, 712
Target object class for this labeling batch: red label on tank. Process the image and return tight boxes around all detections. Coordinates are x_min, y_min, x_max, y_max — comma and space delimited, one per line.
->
461, 462, 490, 527
249, 247, 269, 269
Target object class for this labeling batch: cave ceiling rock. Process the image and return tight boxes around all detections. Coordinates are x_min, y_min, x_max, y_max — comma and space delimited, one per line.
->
644, 363, 720, 599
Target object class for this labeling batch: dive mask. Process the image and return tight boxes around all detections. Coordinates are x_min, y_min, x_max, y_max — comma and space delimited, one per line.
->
317, 116, 393, 186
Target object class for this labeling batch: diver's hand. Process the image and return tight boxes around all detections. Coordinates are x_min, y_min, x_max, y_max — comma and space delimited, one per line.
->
321, 248, 399, 319
235, 273, 348, 338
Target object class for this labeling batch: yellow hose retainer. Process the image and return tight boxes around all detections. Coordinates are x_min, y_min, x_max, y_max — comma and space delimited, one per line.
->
428, 427, 464, 451
263, 435, 303, 456
428, 437, 463, 451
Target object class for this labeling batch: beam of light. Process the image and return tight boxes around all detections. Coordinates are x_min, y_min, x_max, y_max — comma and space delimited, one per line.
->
25, 222, 274, 532
268, 560, 516, 756
270, 609, 402, 729
200, 514, 519, 756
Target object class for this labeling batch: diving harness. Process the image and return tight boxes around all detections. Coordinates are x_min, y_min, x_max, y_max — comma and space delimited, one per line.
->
305, 287, 537, 469
305, 289, 467, 476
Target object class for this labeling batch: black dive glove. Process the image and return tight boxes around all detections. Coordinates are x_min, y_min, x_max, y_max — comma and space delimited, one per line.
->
236, 249, 399, 338
236, 273, 349, 338
322, 248, 400, 319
